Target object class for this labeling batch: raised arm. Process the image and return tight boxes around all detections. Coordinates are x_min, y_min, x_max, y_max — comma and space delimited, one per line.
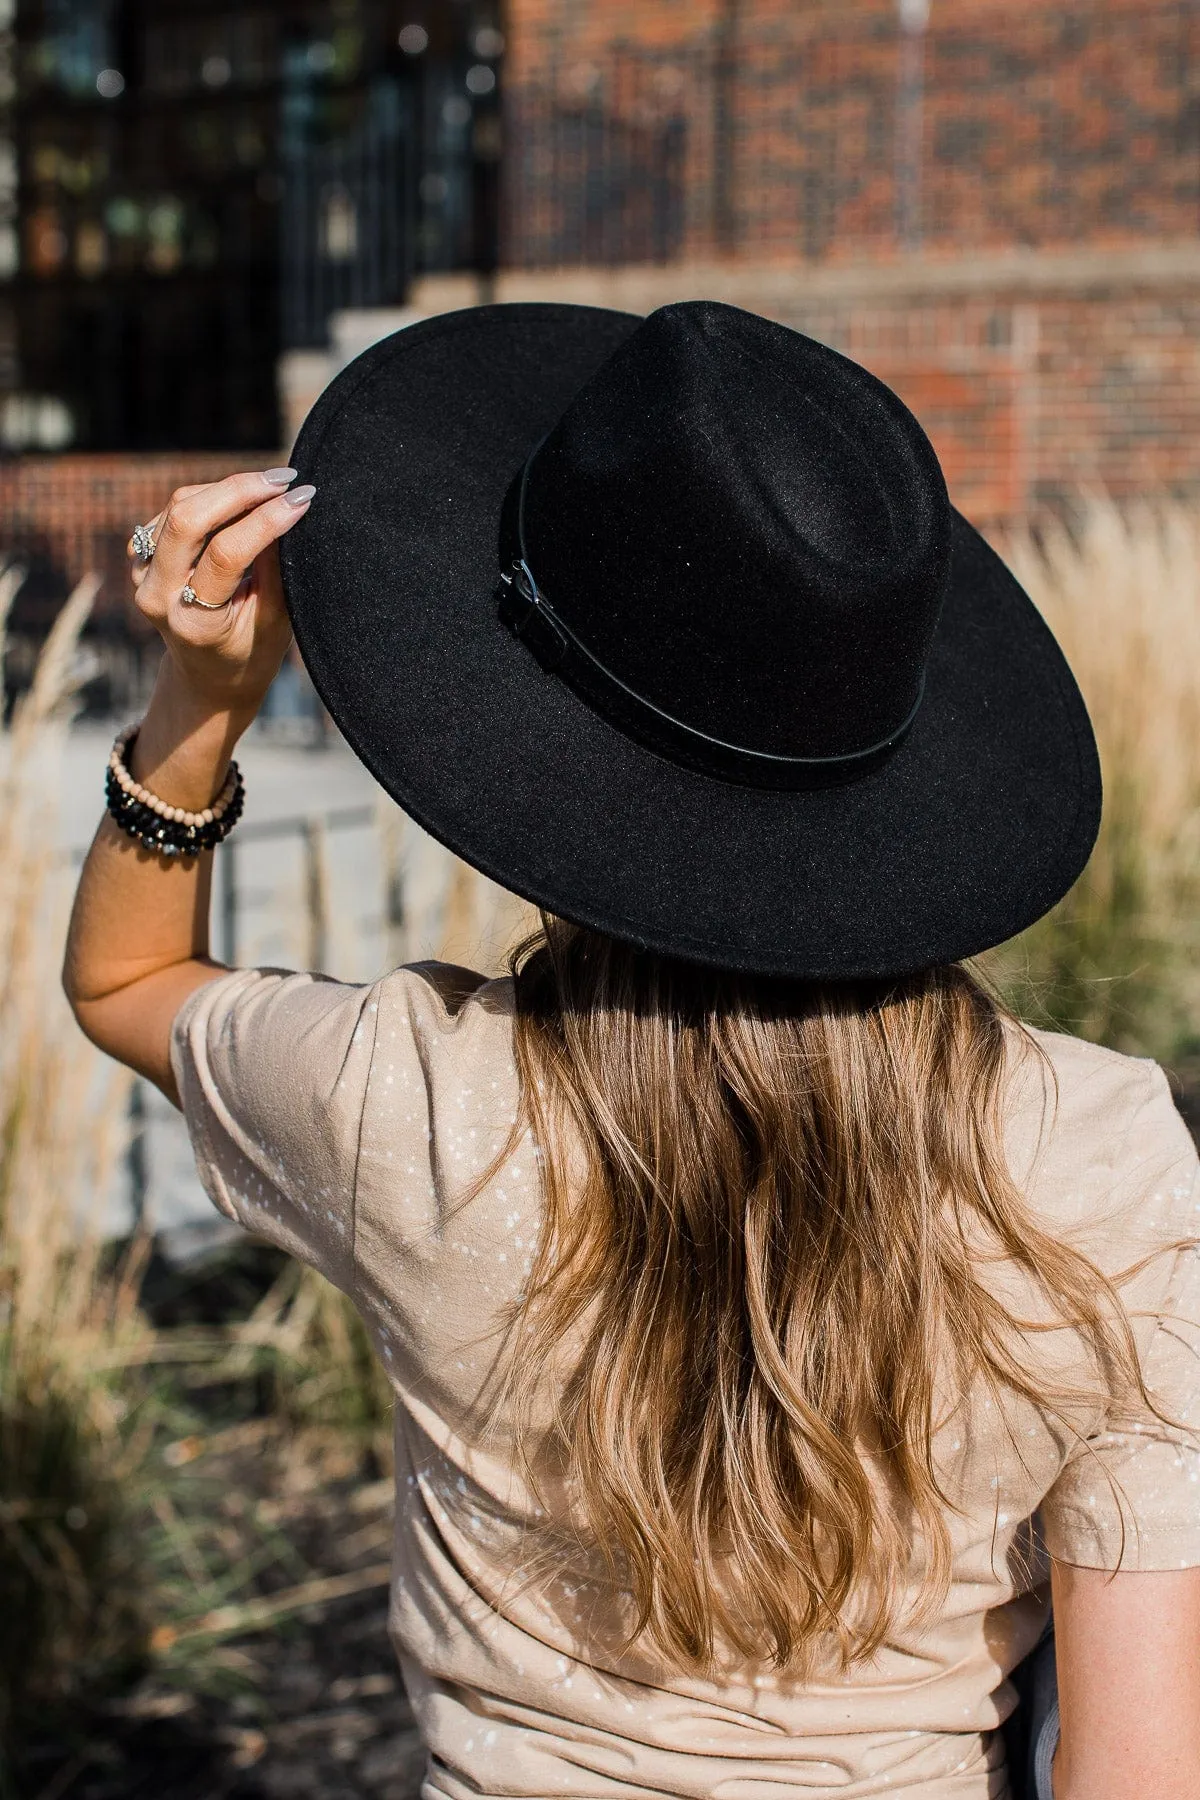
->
62, 470, 314, 1103
1050, 1557, 1200, 1800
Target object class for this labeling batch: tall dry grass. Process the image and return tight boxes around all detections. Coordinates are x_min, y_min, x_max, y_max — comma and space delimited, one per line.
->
0, 571, 150, 1759
0, 580, 402, 1780
0, 574, 412, 1775
985, 500, 1200, 1061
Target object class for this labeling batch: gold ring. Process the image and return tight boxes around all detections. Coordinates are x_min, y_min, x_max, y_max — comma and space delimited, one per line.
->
180, 584, 230, 611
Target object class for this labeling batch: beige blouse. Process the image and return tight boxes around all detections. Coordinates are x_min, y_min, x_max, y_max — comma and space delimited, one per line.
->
172, 962, 1200, 1800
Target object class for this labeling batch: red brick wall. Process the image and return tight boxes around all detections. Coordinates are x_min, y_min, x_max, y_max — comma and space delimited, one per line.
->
0, 452, 274, 631
792, 289, 1200, 523
498, 0, 1200, 526
504, 0, 1200, 268
492, 252, 1200, 526
8, 0, 1200, 613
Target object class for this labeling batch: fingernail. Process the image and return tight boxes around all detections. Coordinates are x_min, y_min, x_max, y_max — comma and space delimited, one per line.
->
262, 466, 298, 486
283, 484, 316, 507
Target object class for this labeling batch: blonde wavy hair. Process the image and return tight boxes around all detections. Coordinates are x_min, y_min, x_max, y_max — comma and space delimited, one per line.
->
498, 916, 1150, 1676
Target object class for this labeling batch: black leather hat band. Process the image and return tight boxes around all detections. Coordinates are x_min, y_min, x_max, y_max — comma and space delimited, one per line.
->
496, 441, 926, 792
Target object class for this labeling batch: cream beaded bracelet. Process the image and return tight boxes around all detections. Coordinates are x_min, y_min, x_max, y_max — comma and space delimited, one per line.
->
105, 723, 244, 858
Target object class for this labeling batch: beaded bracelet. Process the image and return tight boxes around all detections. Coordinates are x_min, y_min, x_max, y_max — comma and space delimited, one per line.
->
105, 723, 244, 859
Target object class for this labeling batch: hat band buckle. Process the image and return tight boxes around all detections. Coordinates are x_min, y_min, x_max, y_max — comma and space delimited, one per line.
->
494, 437, 924, 790
496, 550, 925, 793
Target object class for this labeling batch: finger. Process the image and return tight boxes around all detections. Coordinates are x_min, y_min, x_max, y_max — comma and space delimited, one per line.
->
130, 514, 171, 606
127, 490, 208, 565
182, 487, 316, 612
128, 508, 165, 584
132, 471, 295, 620
149, 469, 298, 589
129, 505, 171, 592
212, 569, 255, 615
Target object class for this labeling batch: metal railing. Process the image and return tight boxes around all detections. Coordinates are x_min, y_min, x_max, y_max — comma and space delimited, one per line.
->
214, 801, 379, 968
280, 80, 416, 350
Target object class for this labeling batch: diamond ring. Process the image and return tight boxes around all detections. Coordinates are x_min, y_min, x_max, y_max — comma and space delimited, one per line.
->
180, 584, 230, 611
131, 522, 157, 563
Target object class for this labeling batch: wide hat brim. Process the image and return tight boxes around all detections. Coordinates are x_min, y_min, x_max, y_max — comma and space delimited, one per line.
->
280, 303, 1100, 981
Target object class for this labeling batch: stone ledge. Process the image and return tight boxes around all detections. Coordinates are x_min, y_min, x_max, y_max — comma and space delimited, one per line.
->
476, 242, 1200, 312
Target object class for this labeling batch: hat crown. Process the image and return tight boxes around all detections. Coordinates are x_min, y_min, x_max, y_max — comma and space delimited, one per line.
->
517, 301, 952, 766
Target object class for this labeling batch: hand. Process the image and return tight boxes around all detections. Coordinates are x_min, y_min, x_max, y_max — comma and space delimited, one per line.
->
63, 469, 320, 1097
130, 468, 315, 722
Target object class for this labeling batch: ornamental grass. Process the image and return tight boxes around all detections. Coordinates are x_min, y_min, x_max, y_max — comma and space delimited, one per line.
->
0, 577, 402, 1786
984, 499, 1200, 1066
0, 570, 149, 1769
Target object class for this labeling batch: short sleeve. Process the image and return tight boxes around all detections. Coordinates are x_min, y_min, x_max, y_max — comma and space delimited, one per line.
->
1041, 1063, 1200, 1570
170, 967, 383, 1295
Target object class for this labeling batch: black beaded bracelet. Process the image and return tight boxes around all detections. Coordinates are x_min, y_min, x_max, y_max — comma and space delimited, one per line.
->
104, 725, 245, 859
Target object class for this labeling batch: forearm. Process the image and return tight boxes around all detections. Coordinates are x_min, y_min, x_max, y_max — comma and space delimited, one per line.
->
65, 660, 249, 1000
62, 467, 310, 1098
63, 663, 256, 1098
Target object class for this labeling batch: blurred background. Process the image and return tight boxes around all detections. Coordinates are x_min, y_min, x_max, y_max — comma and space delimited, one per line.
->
6, 0, 1200, 652
3, 3, 1200, 1795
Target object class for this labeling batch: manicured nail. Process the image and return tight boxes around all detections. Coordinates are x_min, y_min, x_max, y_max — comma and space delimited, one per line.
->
283, 484, 316, 507
262, 466, 298, 486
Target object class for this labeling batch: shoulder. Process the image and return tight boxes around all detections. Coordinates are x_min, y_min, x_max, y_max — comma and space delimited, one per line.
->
1005, 1024, 1198, 1259
1022, 1026, 1169, 1137
366, 962, 519, 1108
353, 964, 523, 1229
1019, 1026, 1186, 1157
375, 961, 515, 1040
172, 965, 382, 1094
172, 961, 517, 1095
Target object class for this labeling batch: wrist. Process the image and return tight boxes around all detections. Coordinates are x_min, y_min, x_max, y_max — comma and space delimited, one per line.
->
157, 650, 263, 736
131, 663, 255, 812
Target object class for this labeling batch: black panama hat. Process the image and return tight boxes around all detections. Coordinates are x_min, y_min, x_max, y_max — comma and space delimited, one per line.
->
279, 299, 1100, 981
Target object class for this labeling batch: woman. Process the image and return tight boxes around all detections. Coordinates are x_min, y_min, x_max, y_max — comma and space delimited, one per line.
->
65, 302, 1200, 1800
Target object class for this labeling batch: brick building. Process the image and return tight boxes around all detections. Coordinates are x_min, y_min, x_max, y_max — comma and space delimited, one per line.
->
5, 0, 1200, 689
494, 0, 1200, 523
504, 0, 1200, 267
